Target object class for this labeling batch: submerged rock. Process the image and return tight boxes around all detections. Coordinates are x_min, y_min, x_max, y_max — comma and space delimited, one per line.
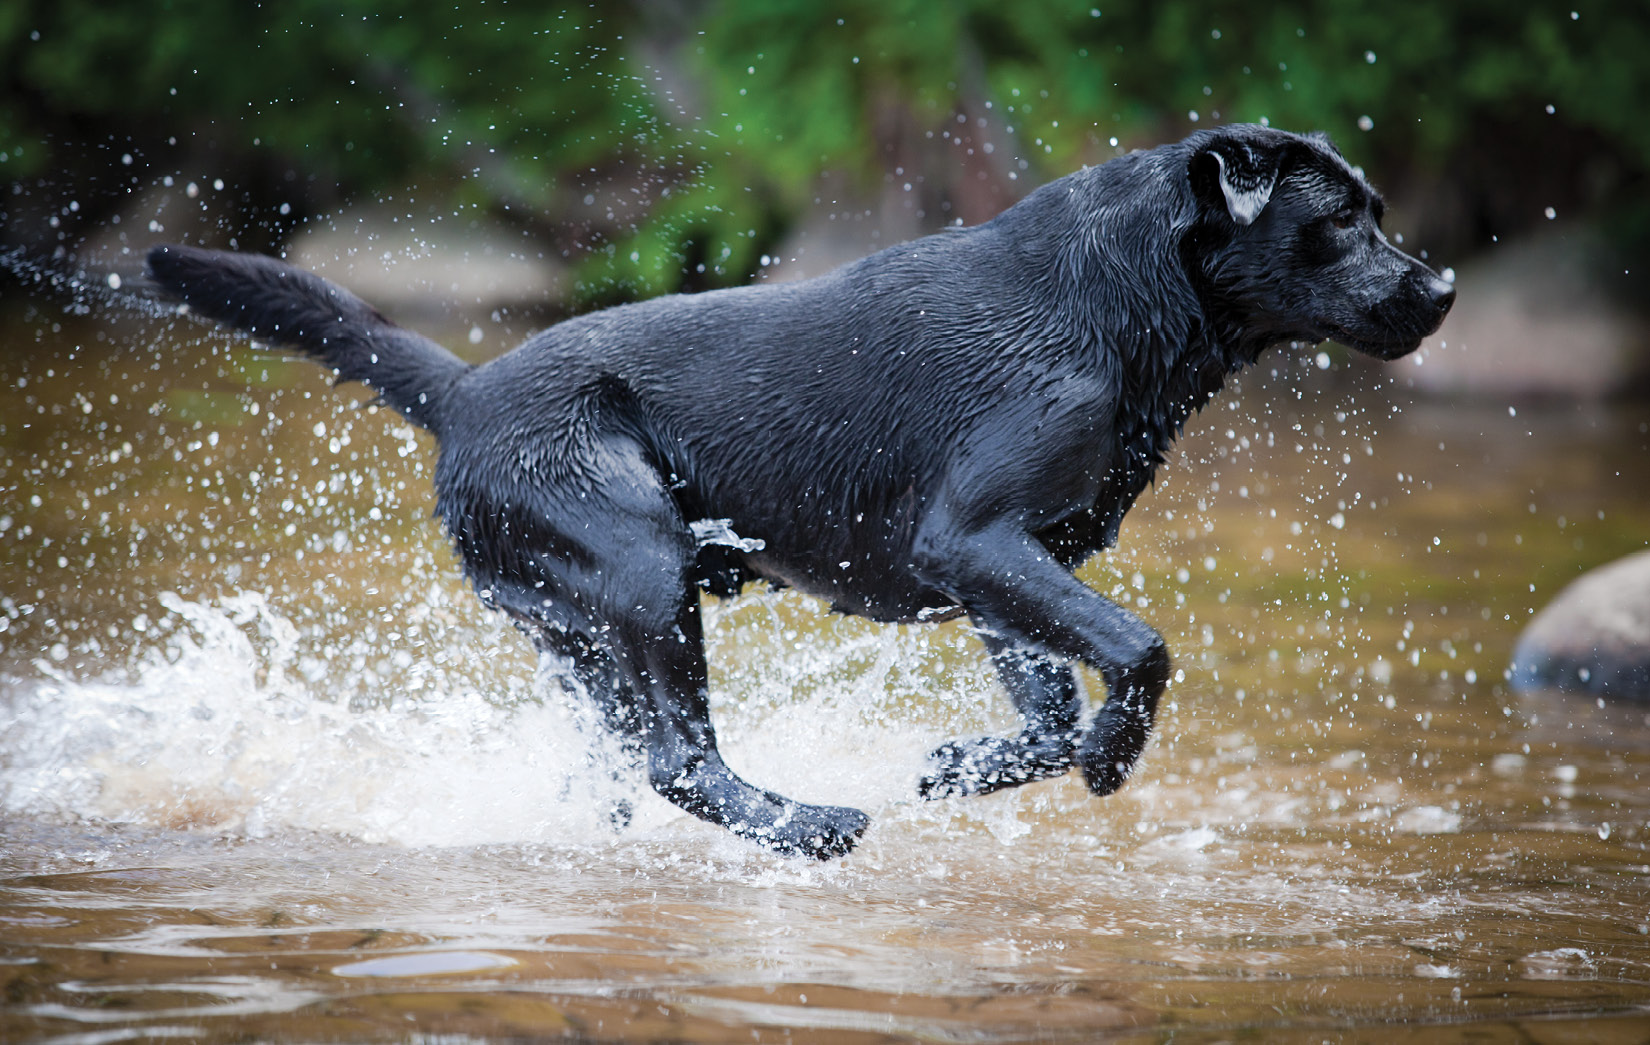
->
1510, 550, 1650, 700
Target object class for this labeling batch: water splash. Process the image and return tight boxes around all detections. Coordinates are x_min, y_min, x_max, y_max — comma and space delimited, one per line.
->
0, 588, 1010, 850
0, 245, 177, 322
0, 592, 649, 846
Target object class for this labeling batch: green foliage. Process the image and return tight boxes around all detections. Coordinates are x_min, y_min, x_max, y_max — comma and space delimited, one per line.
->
0, 0, 652, 195
686, 0, 1650, 175
2, 0, 1646, 301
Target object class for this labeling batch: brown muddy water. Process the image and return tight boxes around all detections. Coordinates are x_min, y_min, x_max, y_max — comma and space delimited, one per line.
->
1, 305, 1648, 1043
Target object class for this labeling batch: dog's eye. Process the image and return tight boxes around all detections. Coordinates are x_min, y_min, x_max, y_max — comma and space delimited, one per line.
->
1330, 209, 1358, 230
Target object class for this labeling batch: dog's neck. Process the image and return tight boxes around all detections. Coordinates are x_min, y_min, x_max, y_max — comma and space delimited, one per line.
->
1007, 156, 1257, 488
1113, 319, 1240, 483
1053, 246, 1241, 485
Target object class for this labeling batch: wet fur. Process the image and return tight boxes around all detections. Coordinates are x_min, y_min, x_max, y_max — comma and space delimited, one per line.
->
146, 125, 1453, 859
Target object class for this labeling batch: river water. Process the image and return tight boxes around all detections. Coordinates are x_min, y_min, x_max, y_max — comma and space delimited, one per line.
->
2, 308, 1648, 1042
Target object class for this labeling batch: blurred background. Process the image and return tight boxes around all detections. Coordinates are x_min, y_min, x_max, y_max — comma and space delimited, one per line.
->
4, 6, 1650, 1039
2, 0, 1647, 395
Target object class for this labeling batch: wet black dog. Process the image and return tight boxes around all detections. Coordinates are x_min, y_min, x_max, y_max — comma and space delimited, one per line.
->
147, 124, 1452, 859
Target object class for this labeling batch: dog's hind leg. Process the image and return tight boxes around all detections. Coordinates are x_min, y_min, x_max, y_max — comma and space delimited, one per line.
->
918, 630, 1083, 799
605, 589, 870, 858
530, 624, 643, 743
529, 624, 644, 830
489, 432, 869, 859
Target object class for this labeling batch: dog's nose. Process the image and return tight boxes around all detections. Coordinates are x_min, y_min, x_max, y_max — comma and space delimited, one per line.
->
1425, 274, 1455, 314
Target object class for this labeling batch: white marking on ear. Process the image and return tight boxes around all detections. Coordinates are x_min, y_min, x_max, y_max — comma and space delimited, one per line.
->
1212, 150, 1275, 226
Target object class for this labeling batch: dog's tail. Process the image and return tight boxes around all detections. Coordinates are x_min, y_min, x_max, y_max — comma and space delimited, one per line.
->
145, 244, 470, 433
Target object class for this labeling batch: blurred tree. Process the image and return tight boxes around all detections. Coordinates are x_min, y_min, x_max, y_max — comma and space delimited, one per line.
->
1, 0, 1644, 304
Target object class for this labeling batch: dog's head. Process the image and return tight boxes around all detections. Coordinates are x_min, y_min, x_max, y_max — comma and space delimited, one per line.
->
1182, 125, 1453, 360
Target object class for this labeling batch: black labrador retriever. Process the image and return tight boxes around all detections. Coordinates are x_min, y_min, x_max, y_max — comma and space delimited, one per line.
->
146, 124, 1453, 859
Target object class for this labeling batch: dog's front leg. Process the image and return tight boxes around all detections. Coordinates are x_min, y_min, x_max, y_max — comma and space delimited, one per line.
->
610, 594, 871, 859
919, 631, 1083, 798
913, 523, 1171, 797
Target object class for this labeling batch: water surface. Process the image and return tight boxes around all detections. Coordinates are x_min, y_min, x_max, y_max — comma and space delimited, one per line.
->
2, 311, 1648, 1041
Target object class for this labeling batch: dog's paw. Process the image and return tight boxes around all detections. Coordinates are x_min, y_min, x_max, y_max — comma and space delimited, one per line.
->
919, 735, 1075, 800
919, 737, 1004, 800
754, 803, 870, 860
1078, 755, 1132, 796
1077, 712, 1150, 796
1077, 735, 1140, 796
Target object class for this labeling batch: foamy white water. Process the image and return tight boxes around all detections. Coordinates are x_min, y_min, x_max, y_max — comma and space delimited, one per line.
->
2, 592, 647, 845
0, 591, 983, 850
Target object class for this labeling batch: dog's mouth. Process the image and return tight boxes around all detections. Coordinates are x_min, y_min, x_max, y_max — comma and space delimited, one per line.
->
1320, 295, 1453, 361
1313, 265, 1455, 361
1323, 325, 1427, 360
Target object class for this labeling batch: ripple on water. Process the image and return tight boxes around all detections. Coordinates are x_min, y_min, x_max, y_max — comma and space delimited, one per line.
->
333, 950, 520, 977
4, 336, 1650, 1041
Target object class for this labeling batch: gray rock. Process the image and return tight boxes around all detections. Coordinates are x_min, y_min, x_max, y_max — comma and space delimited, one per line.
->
1408, 227, 1649, 399
78, 191, 567, 326
78, 180, 245, 263
286, 205, 566, 319
1510, 550, 1650, 701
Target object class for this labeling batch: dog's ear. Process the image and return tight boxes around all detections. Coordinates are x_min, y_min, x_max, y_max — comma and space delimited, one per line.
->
1190, 135, 1282, 227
